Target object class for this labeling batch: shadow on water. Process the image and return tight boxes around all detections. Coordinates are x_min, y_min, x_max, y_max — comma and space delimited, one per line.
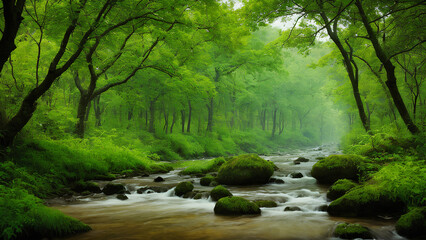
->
52, 146, 406, 240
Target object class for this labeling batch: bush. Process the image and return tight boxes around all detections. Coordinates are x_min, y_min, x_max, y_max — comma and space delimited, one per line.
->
0, 186, 90, 240
167, 134, 205, 158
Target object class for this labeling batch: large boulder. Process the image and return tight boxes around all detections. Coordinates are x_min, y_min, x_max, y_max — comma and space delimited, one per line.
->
327, 185, 405, 217
214, 196, 261, 216
216, 154, 274, 185
210, 185, 233, 201
102, 183, 125, 195
333, 223, 373, 239
396, 207, 426, 238
327, 179, 358, 200
311, 155, 365, 184
174, 181, 194, 196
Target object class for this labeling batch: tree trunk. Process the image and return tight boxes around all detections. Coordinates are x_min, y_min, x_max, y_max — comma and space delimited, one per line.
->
187, 100, 192, 133
93, 95, 102, 127
206, 98, 213, 132
85, 100, 91, 121
271, 108, 277, 138
163, 109, 169, 134
148, 100, 156, 133
181, 109, 185, 133
170, 111, 176, 134
355, 0, 419, 134
128, 106, 134, 121
318, 2, 370, 133
0, 0, 26, 73
76, 93, 90, 138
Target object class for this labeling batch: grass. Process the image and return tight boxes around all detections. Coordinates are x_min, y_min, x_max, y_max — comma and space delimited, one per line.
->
0, 186, 90, 240
177, 157, 226, 175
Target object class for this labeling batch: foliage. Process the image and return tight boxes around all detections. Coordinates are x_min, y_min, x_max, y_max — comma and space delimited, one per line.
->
0, 186, 90, 240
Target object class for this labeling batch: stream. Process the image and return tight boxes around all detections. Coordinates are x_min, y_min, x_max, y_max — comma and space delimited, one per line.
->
52, 146, 405, 240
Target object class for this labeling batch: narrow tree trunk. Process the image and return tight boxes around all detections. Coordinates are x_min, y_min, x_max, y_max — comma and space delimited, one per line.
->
355, 0, 419, 134
206, 98, 213, 132
170, 111, 176, 134
163, 109, 169, 134
318, 2, 370, 133
187, 100, 192, 133
76, 94, 90, 138
128, 106, 134, 121
271, 108, 277, 138
85, 100, 91, 121
93, 95, 102, 127
181, 109, 185, 133
148, 100, 156, 133
0, 0, 26, 73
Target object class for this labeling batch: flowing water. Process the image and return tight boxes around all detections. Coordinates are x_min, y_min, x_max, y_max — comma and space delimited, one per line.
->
52, 146, 406, 240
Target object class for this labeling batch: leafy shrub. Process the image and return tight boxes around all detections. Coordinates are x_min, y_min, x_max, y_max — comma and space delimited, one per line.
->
167, 133, 205, 158
0, 186, 90, 240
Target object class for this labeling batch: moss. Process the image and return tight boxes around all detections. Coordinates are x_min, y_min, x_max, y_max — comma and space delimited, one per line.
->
216, 154, 274, 185
179, 157, 226, 176
327, 185, 405, 217
396, 207, 426, 238
214, 196, 261, 215
200, 174, 215, 186
333, 223, 373, 239
0, 187, 91, 240
327, 179, 358, 200
148, 163, 173, 174
311, 154, 365, 184
174, 181, 194, 196
253, 200, 277, 208
210, 185, 232, 201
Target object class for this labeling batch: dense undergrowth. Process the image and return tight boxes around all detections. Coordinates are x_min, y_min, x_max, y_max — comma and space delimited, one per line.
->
339, 126, 426, 209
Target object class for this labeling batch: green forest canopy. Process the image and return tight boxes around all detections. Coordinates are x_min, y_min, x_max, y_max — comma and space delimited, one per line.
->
0, 0, 424, 153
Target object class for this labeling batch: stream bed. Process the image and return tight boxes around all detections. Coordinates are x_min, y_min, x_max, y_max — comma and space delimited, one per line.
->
52, 146, 405, 240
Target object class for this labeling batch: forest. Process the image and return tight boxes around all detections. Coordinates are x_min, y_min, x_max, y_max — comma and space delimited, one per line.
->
0, 0, 424, 239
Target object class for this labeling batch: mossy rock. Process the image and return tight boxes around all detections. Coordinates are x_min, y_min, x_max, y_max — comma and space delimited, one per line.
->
210, 185, 232, 201
214, 196, 261, 216
71, 180, 101, 193
253, 200, 277, 208
116, 194, 128, 200
396, 207, 426, 238
175, 181, 194, 196
216, 154, 274, 185
333, 223, 373, 239
327, 185, 405, 217
137, 186, 169, 194
200, 174, 215, 186
284, 206, 301, 211
311, 154, 365, 184
102, 183, 125, 195
327, 179, 358, 200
